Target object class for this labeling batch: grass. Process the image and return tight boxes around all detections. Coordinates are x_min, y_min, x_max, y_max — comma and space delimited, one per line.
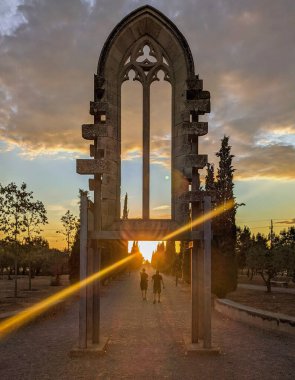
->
0, 275, 70, 314
225, 274, 295, 317
226, 288, 295, 317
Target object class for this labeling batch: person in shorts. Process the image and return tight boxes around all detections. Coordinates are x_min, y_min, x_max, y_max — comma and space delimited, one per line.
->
140, 268, 148, 300
152, 270, 165, 304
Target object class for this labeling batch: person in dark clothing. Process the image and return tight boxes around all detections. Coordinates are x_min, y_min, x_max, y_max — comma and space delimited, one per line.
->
152, 270, 165, 304
140, 268, 148, 300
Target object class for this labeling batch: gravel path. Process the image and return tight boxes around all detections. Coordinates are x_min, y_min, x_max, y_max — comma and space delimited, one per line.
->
1, 267, 295, 380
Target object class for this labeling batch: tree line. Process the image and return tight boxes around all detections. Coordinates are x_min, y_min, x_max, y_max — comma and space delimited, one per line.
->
0, 182, 78, 296
237, 226, 295, 292
150, 136, 295, 296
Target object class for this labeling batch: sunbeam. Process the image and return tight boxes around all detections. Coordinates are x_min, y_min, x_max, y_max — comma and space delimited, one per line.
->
0, 198, 235, 340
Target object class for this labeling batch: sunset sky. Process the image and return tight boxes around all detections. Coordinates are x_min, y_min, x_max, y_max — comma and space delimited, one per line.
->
1, 0, 295, 255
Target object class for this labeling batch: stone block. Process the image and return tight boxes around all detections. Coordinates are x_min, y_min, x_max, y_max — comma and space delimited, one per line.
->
97, 138, 118, 160
88, 179, 100, 191
186, 90, 210, 100
175, 140, 193, 156
186, 77, 203, 90
185, 99, 210, 114
178, 191, 216, 202
70, 337, 110, 357
183, 336, 220, 355
89, 101, 109, 116
82, 124, 117, 140
177, 122, 208, 137
94, 74, 105, 89
101, 184, 117, 200
181, 109, 191, 122
76, 159, 117, 175
176, 154, 208, 170
90, 144, 95, 157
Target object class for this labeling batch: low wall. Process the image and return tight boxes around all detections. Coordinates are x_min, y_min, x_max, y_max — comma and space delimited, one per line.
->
215, 299, 295, 335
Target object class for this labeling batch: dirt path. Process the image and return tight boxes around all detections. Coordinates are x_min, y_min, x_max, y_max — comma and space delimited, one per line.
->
1, 267, 295, 379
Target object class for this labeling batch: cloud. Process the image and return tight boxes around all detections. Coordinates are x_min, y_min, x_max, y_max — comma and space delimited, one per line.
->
152, 205, 170, 211
234, 144, 295, 180
0, 0, 295, 180
276, 219, 295, 225
47, 204, 67, 212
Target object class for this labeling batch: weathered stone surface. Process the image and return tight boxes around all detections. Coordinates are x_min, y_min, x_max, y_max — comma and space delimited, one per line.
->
94, 74, 105, 88
177, 122, 208, 137
175, 138, 193, 156
102, 174, 117, 186
97, 138, 118, 160
101, 185, 117, 200
186, 89, 210, 100
90, 219, 202, 240
178, 190, 216, 202
181, 109, 191, 122
89, 101, 109, 115
76, 159, 117, 175
82, 124, 117, 140
176, 154, 208, 170
186, 77, 203, 90
185, 99, 210, 114
90, 144, 95, 157
89, 179, 100, 191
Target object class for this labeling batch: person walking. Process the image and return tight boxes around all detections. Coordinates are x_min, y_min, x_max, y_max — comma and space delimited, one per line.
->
140, 268, 148, 300
152, 270, 165, 304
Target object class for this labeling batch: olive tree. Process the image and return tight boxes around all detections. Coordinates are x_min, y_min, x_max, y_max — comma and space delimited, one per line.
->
57, 210, 78, 253
0, 183, 45, 296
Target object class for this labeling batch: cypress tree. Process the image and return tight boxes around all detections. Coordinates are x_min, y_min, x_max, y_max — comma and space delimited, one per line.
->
122, 193, 129, 219
165, 241, 177, 273
207, 136, 238, 297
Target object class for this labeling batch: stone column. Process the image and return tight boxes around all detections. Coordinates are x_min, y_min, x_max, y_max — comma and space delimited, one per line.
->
142, 83, 150, 219
191, 170, 201, 343
203, 196, 212, 348
79, 193, 88, 349
92, 172, 102, 344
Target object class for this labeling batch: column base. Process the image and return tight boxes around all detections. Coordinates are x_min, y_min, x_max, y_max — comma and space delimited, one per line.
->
69, 336, 110, 357
183, 336, 220, 355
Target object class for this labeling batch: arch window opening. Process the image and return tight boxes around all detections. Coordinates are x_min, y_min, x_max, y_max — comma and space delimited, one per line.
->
121, 69, 143, 218
150, 70, 171, 219
120, 40, 172, 220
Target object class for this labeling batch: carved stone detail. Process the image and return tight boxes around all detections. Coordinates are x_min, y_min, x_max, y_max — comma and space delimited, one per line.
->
82, 124, 116, 139
185, 99, 211, 114
177, 122, 208, 137
178, 190, 216, 202
89, 101, 109, 116
76, 159, 117, 175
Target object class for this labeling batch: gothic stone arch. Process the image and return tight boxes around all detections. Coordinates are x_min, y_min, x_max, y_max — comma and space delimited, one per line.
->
75, 6, 216, 354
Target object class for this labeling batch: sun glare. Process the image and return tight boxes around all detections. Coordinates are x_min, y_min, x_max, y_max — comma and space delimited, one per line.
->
0, 200, 234, 340
129, 241, 159, 261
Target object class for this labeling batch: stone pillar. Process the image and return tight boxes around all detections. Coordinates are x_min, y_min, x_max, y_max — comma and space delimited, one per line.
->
92, 174, 102, 344
203, 196, 212, 348
79, 193, 88, 349
191, 170, 201, 343
142, 83, 150, 219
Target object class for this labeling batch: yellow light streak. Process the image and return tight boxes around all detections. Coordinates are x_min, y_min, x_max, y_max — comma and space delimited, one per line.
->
0, 254, 135, 340
163, 199, 235, 240
0, 198, 235, 340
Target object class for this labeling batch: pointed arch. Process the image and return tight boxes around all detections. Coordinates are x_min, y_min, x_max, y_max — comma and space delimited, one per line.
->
97, 5, 195, 77
91, 5, 206, 226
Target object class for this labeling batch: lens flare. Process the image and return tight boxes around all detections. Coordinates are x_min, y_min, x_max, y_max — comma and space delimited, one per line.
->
163, 199, 235, 240
0, 198, 235, 340
0, 255, 135, 340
